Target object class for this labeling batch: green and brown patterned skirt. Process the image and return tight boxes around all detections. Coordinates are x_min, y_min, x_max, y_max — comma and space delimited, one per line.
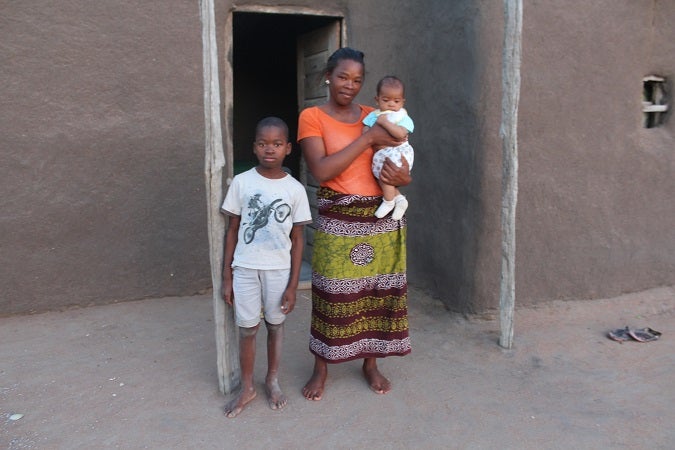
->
309, 187, 411, 362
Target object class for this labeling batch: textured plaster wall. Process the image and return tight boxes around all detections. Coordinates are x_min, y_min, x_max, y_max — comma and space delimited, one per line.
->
3, 0, 673, 315
517, 0, 675, 304
349, 0, 675, 311
1, 1, 210, 315
346, 1, 505, 312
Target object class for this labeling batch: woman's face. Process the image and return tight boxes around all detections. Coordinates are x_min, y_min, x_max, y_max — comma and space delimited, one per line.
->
327, 59, 364, 106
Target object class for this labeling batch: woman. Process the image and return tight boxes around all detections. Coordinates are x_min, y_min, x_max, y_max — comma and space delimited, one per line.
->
298, 47, 412, 400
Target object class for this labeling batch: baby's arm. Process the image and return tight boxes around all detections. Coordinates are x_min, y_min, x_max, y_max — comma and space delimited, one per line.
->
363, 124, 386, 151
376, 114, 409, 140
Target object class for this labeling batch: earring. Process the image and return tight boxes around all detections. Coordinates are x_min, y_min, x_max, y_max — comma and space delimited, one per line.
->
325, 79, 330, 85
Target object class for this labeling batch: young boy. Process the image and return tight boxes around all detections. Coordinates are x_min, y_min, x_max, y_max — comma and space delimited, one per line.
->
220, 117, 312, 418
362, 75, 415, 220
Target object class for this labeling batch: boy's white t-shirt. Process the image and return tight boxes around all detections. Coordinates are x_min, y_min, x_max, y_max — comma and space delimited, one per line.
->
221, 168, 312, 270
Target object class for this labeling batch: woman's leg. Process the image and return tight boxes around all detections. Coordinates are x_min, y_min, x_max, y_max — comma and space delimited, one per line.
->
363, 357, 391, 394
302, 355, 328, 401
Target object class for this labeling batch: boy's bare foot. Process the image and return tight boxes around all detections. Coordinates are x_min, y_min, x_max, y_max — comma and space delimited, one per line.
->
302, 365, 327, 401
363, 360, 391, 394
223, 387, 257, 418
265, 378, 287, 411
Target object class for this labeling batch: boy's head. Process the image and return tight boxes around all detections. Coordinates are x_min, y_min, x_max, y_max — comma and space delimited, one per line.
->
375, 76, 405, 112
255, 116, 289, 141
253, 117, 291, 171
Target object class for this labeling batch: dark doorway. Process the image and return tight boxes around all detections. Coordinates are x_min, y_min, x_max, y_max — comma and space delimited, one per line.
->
233, 12, 339, 178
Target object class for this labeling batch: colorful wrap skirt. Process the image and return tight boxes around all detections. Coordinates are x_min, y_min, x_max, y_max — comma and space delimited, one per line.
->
309, 187, 411, 362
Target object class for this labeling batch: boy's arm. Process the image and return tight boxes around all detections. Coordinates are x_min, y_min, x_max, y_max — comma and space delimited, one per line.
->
281, 224, 304, 314
375, 114, 409, 140
222, 214, 240, 306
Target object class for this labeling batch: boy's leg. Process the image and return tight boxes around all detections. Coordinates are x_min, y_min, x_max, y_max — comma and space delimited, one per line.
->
265, 321, 287, 410
225, 266, 263, 418
224, 324, 259, 418
259, 269, 289, 410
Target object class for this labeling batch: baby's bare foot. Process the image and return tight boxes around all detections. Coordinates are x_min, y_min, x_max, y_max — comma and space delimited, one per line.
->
223, 387, 257, 418
265, 378, 287, 411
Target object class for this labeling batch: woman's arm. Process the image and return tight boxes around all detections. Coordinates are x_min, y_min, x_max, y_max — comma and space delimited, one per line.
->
301, 125, 404, 183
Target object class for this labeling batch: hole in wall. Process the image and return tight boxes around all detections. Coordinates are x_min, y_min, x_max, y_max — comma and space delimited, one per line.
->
642, 75, 668, 128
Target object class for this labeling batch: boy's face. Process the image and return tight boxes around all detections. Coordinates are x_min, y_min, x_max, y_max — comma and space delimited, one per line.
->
253, 126, 291, 170
375, 84, 405, 112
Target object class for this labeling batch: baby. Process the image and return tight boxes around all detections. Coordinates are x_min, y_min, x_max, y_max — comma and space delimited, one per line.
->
362, 75, 414, 220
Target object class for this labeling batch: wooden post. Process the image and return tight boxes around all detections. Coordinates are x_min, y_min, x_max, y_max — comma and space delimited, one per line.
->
499, 0, 522, 349
200, 0, 240, 393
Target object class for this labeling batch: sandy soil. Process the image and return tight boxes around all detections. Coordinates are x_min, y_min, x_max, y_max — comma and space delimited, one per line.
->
1, 285, 674, 449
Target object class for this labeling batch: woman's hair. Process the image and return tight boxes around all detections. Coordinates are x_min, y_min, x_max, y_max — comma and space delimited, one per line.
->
325, 47, 365, 75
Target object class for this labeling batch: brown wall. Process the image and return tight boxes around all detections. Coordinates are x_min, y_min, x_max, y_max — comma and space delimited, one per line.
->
516, 0, 675, 305
346, 1, 505, 312
349, 0, 675, 311
2, 0, 673, 315
1, 1, 210, 315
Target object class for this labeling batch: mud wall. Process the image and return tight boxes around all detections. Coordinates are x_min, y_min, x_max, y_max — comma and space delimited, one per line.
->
2, 0, 673, 315
1, 1, 209, 314
349, 0, 675, 312
515, 0, 675, 306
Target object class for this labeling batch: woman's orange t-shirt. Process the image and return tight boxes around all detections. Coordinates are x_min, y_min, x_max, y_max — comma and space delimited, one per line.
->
297, 105, 382, 196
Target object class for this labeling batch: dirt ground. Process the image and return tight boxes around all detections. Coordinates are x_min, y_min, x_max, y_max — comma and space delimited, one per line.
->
1, 285, 674, 449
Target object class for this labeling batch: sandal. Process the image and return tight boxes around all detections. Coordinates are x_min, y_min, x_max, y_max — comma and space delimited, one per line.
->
608, 326, 632, 342
628, 327, 662, 342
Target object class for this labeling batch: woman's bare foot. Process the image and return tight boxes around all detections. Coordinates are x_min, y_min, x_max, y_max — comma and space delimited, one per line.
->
265, 377, 287, 411
223, 387, 257, 418
363, 359, 391, 394
302, 359, 327, 401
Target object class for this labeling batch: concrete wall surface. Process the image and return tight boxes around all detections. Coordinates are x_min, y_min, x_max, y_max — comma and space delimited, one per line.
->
1, 1, 210, 315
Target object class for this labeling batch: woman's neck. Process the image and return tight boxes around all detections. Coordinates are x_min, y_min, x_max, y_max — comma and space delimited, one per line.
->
322, 101, 360, 123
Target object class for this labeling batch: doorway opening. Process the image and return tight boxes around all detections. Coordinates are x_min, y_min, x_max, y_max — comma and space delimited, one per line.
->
232, 12, 340, 178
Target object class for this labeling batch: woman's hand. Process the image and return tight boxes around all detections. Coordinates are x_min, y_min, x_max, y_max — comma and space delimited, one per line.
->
379, 155, 412, 187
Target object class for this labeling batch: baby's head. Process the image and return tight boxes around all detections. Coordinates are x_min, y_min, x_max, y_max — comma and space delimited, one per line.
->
375, 75, 405, 112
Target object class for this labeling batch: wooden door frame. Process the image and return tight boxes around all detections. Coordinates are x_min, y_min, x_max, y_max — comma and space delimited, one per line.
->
200, 1, 346, 394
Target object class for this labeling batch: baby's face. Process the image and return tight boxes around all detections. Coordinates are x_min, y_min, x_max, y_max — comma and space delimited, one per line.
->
375, 84, 405, 112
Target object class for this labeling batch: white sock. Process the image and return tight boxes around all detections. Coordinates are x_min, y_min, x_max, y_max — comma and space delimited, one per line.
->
375, 198, 396, 218
391, 195, 408, 220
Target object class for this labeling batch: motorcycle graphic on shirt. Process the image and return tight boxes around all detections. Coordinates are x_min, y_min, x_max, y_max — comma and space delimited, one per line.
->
243, 194, 291, 244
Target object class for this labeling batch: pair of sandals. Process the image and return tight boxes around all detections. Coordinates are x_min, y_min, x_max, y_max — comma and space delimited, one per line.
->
608, 326, 662, 343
